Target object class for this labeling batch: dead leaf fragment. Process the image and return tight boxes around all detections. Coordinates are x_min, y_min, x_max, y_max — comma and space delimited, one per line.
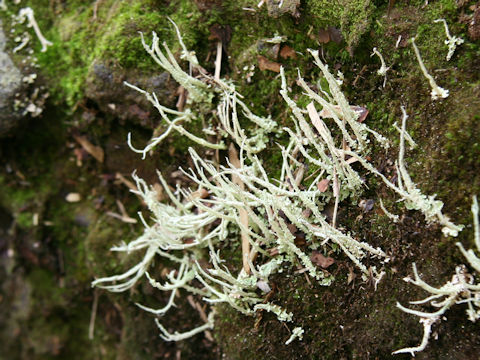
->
73, 135, 104, 163
317, 179, 330, 192
188, 188, 209, 201
318, 28, 330, 43
310, 251, 335, 268
208, 24, 232, 46
287, 223, 297, 235
279, 45, 297, 59
347, 266, 356, 285
257, 55, 281, 73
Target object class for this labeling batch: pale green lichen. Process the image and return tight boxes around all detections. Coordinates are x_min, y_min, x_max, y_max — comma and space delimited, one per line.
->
434, 18, 464, 61
371, 47, 389, 87
285, 326, 304, 345
93, 28, 391, 342
93, 22, 464, 347
16, 7, 52, 52
126, 19, 276, 157
345, 107, 463, 237
394, 196, 480, 356
411, 37, 449, 100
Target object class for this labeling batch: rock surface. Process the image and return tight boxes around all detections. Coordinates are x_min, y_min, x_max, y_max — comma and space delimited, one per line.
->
0, 20, 22, 137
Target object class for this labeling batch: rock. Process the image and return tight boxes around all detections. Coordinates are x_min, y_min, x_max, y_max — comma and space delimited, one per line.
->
85, 61, 177, 128
0, 20, 23, 137
266, 0, 300, 18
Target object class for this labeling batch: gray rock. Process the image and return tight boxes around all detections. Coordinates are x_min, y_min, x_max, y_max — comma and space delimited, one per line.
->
0, 20, 23, 137
85, 61, 177, 128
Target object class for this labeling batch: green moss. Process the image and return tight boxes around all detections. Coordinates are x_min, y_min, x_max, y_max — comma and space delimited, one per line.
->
306, 0, 374, 51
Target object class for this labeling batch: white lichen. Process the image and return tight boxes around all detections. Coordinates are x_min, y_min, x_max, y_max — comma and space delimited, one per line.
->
394, 196, 480, 356
371, 47, 389, 87
12, 32, 30, 53
93, 31, 392, 342
17, 7, 52, 52
285, 326, 305, 345
345, 107, 463, 237
411, 37, 449, 100
434, 18, 464, 61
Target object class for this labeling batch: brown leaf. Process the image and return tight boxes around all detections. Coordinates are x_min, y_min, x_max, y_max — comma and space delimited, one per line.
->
317, 179, 330, 192
287, 223, 297, 235
279, 45, 297, 59
294, 231, 306, 247
318, 28, 330, 44
208, 24, 232, 45
310, 251, 335, 268
347, 266, 356, 284
351, 106, 369, 123
257, 55, 281, 73
188, 188, 209, 201
302, 208, 312, 218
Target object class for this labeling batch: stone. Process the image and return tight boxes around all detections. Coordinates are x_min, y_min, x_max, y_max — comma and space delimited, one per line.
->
0, 20, 23, 137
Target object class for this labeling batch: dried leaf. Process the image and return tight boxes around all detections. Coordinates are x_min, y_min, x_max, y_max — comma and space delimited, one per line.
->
310, 251, 335, 268
279, 45, 297, 59
257, 55, 281, 73
318, 28, 330, 44
302, 208, 312, 218
347, 266, 356, 284
106, 211, 138, 224
152, 183, 165, 201
317, 178, 330, 192
188, 188, 209, 201
287, 223, 297, 235
208, 24, 232, 45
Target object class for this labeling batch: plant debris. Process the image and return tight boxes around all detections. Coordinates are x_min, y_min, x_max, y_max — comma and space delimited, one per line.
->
257, 55, 281, 72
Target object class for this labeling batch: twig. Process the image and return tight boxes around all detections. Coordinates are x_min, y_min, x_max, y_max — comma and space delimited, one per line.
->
88, 289, 99, 340
332, 167, 340, 228
214, 41, 222, 81
229, 144, 252, 274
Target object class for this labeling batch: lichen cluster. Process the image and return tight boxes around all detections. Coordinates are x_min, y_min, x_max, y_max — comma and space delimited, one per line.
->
92, 20, 465, 350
